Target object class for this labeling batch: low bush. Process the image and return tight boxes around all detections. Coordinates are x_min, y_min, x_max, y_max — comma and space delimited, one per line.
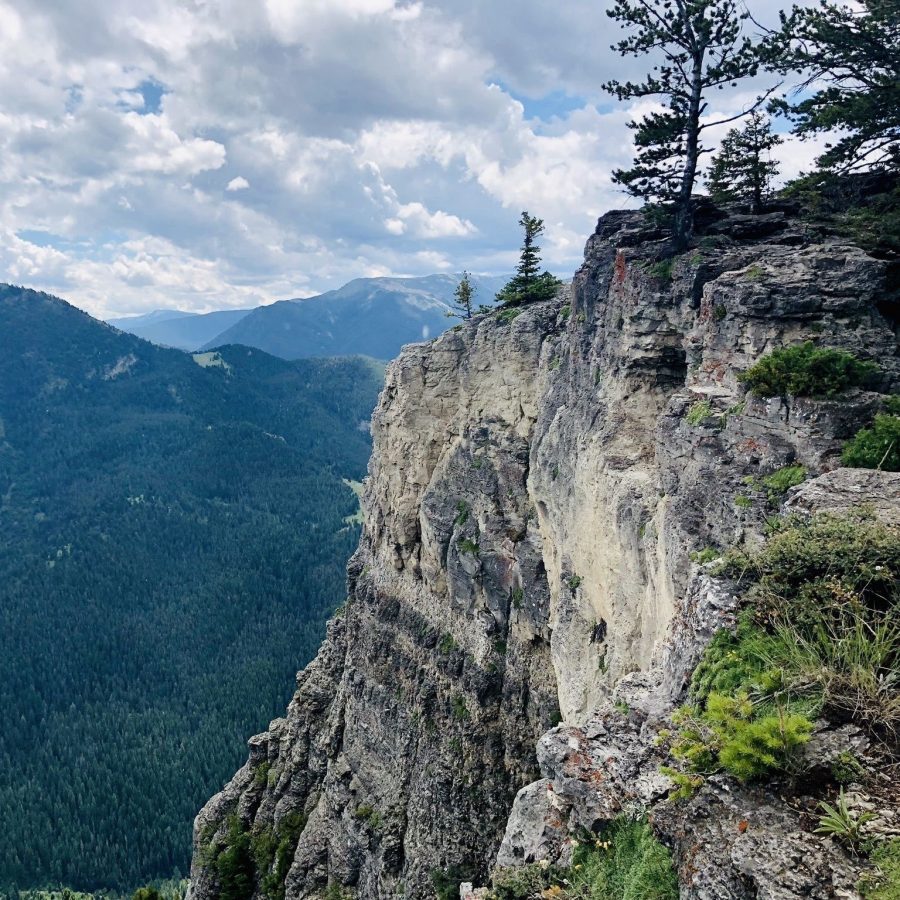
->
686, 399, 714, 426
842, 414, 900, 472
739, 342, 879, 398
490, 816, 678, 900
214, 817, 255, 900
432, 865, 477, 900
859, 838, 900, 899
665, 691, 813, 786
665, 511, 900, 795
760, 465, 806, 502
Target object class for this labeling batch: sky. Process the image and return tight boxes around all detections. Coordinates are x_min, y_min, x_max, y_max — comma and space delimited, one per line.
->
0, 0, 825, 318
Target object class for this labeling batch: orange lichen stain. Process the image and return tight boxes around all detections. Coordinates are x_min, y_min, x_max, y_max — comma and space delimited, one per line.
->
738, 820, 749, 833
614, 250, 627, 284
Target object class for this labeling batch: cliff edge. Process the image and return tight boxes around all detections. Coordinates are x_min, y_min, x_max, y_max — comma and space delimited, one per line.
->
187, 204, 899, 900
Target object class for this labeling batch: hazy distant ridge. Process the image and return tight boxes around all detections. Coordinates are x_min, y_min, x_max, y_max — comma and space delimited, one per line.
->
108, 273, 508, 360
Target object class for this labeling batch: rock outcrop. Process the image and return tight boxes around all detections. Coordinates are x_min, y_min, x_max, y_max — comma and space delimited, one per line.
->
187, 206, 899, 900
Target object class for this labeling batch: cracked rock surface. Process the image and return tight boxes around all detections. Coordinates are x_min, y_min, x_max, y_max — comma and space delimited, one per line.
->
187, 208, 899, 900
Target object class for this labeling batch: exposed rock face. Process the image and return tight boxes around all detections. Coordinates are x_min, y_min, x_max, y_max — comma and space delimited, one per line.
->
187, 208, 898, 900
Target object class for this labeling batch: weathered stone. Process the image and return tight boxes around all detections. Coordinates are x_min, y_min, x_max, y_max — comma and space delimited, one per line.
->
187, 207, 898, 900
786, 467, 900, 524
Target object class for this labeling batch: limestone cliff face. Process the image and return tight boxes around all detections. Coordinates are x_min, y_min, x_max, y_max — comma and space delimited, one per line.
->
187, 207, 898, 900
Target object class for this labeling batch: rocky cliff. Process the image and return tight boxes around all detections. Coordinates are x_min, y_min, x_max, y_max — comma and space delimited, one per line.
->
187, 204, 899, 900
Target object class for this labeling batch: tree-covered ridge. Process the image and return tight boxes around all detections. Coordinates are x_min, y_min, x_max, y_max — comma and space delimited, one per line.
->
0, 285, 384, 893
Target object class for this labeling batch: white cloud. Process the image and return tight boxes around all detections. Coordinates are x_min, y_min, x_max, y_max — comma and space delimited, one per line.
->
1, 0, 824, 318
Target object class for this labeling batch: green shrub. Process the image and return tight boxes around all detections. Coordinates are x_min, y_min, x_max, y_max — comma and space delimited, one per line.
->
686, 399, 713, 426
491, 863, 559, 900
667, 511, 900, 792
831, 750, 865, 785
644, 258, 675, 281
457, 538, 480, 556
496, 306, 524, 324
496, 272, 562, 308
432, 865, 476, 900
667, 693, 812, 784
214, 817, 256, 900
761, 465, 806, 502
717, 511, 899, 628
566, 818, 678, 900
439, 632, 458, 654
490, 817, 677, 900
688, 615, 778, 705
842, 414, 900, 472
717, 513, 899, 731
451, 695, 469, 721
709, 695, 813, 781
354, 804, 382, 830
255, 810, 307, 900
744, 264, 765, 280
859, 838, 900, 900
690, 547, 721, 565
132, 890, 163, 900
567, 575, 583, 590
454, 501, 470, 527
739, 342, 879, 398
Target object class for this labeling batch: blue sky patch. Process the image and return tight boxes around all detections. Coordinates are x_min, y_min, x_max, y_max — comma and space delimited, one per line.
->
495, 82, 588, 122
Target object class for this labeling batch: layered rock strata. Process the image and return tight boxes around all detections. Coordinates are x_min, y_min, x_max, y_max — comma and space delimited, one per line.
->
188, 206, 899, 900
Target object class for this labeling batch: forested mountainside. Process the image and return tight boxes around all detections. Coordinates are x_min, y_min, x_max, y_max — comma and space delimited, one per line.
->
0, 285, 384, 892
187, 200, 899, 900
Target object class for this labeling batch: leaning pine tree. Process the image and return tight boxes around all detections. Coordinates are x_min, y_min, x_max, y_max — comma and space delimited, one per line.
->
605, 0, 773, 247
446, 271, 476, 320
707, 111, 782, 212
496, 211, 562, 307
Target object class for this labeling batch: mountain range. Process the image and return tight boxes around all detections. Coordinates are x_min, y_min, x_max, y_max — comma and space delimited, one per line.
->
107, 307, 254, 351
108, 273, 509, 359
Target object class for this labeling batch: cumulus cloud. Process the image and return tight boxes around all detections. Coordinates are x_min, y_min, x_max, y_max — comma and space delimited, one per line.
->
1, 0, 821, 317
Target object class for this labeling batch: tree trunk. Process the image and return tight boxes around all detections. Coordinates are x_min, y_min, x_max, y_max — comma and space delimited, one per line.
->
674, 50, 705, 249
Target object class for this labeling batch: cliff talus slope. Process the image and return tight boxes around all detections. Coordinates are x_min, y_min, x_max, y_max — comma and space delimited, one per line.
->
188, 206, 899, 900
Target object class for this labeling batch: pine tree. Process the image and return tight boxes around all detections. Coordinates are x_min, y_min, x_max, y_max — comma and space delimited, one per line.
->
496, 212, 562, 307
604, 0, 772, 247
446, 272, 476, 320
707, 112, 782, 212
764, 0, 900, 175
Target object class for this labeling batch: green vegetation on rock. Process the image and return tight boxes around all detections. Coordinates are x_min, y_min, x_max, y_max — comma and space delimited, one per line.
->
843, 414, 900, 472
739, 342, 879, 398
491, 816, 678, 900
495, 212, 562, 307
859, 838, 900, 900
664, 511, 900, 794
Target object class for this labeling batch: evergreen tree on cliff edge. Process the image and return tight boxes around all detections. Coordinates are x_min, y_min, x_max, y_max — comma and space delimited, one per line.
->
496, 212, 562, 307
605, 0, 773, 247
708, 111, 782, 212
